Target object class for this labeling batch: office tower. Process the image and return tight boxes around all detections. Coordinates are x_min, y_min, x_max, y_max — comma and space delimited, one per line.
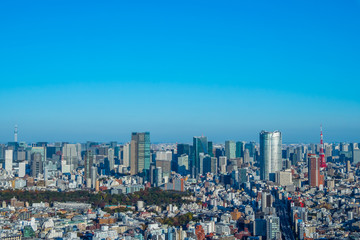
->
5, 150, 13, 172
308, 154, 321, 187
325, 144, 332, 159
154, 167, 163, 187
243, 149, 250, 163
130, 132, 151, 175
91, 166, 97, 189
319, 126, 327, 168
149, 164, 156, 185
122, 143, 130, 168
352, 145, 360, 164
346, 160, 351, 173
200, 153, 212, 175
84, 150, 94, 180
62, 144, 81, 171
266, 216, 280, 240
31, 147, 46, 171
193, 136, 208, 177
225, 141, 236, 160
276, 170, 292, 186
254, 219, 266, 238
31, 152, 43, 178
261, 191, 273, 211
19, 161, 26, 178
219, 156, 227, 174
177, 154, 189, 175
208, 141, 214, 157
199, 153, 210, 175
236, 141, 244, 158
177, 143, 190, 156
210, 157, 218, 175
238, 168, 247, 184
340, 142, 349, 152
259, 131, 282, 181
108, 148, 115, 171
245, 142, 256, 157
156, 150, 172, 177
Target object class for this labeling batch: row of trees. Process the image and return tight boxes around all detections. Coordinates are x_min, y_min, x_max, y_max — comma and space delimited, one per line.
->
0, 188, 192, 208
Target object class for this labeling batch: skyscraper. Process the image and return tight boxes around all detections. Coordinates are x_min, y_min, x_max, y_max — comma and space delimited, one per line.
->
31, 152, 43, 178
5, 149, 13, 172
260, 131, 282, 181
62, 144, 81, 172
193, 136, 208, 177
225, 141, 236, 160
122, 143, 130, 168
266, 215, 281, 240
130, 132, 150, 176
236, 141, 244, 158
108, 148, 115, 171
177, 143, 190, 156
308, 153, 322, 187
84, 150, 94, 181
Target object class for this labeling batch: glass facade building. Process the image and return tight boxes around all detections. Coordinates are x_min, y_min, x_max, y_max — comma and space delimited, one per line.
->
260, 131, 282, 180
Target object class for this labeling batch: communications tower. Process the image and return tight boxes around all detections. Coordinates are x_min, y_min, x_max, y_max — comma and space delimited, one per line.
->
319, 125, 327, 168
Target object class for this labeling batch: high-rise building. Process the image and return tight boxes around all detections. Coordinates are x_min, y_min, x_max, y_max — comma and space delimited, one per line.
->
219, 156, 227, 174
177, 144, 190, 156
84, 150, 94, 181
225, 141, 236, 160
308, 153, 322, 187
210, 157, 217, 175
236, 141, 244, 158
193, 136, 208, 177
266, 215, 280, 240
177, 154, 189, 175
31, 152, 43, 178
122, 143, 130, 168
19, 161, 26, 178
5, 149, 13, 172
260, 131, 282, 181
208, 141, 214, 157
130, 132, 151, 176
31, 147, 46, 172
156, 150, 172, 177
154, 167, 162, 187
91, 166, 97, 189
108, 148, 115, 171
62, 144, 81, 171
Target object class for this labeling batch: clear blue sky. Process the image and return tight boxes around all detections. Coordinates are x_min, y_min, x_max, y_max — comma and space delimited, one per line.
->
1, 0, 360, 143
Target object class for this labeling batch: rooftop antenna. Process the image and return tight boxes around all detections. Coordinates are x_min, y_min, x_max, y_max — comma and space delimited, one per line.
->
14, 124, 18, 142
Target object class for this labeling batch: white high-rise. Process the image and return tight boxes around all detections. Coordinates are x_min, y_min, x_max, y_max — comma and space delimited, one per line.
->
122, 143, 130, 168
260, 131, 282, 181
5, 150, 13, 172
62, 144, 81, 171
108, 148, 115, 171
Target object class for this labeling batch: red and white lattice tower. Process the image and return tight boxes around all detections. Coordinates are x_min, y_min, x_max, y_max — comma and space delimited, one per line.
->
319, 125, 327, 168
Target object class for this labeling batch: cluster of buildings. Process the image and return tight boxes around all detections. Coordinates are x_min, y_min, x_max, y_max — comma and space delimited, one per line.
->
0, 127, 360, 239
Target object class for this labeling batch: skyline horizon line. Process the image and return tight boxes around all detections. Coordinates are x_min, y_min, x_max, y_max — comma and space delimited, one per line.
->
2, 125, 358, 145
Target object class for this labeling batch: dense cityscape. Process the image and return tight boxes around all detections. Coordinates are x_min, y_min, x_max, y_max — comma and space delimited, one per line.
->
0, 127, 359, 240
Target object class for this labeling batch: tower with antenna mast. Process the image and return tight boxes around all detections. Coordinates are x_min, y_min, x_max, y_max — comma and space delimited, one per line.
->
319, 125, 327, 168
14, 125, 18, 142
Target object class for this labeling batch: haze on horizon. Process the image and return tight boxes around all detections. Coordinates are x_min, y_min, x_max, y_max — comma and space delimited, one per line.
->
1, 0, 360, 143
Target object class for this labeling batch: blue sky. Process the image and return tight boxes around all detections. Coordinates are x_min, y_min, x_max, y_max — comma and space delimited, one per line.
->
1, 0, 360, 143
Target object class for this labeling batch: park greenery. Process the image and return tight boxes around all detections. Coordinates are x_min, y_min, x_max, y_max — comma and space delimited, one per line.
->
0, 187, 192, 208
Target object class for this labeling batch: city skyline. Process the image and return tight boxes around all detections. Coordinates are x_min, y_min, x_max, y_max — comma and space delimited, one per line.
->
0, 124, 358, 145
